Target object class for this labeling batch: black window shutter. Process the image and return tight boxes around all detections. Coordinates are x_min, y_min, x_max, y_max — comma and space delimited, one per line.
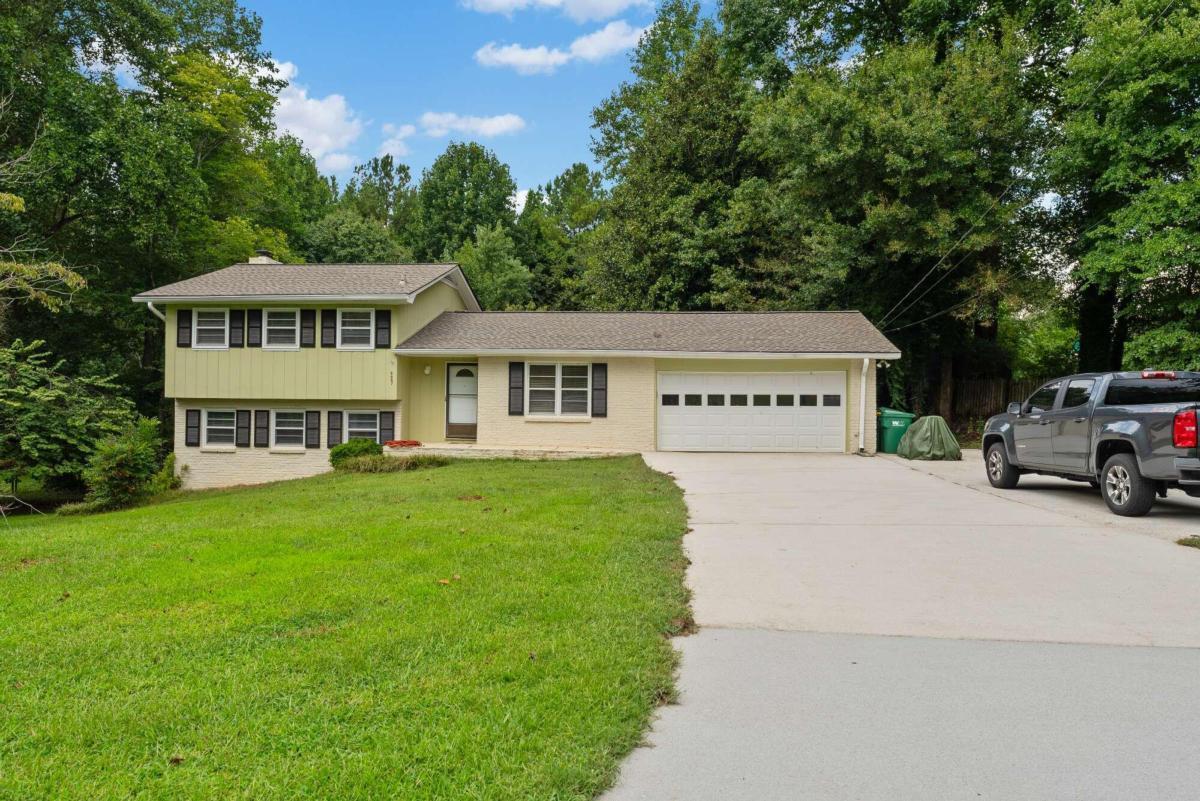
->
327, 410, 343, 446
246, 309, 262, 347
379, 411, 395, 443
321, 310, 337, 347
305, 411, 321, 449
591, 363, 608, 418
177, 309, 192, 348
508, 362, 525, 416
254, 410, 269, 447
375, 309, 391, 348
229, 309, 245, 348
185, 409, 201, 446
235, 410, 251, 447
300, 309, 316, 347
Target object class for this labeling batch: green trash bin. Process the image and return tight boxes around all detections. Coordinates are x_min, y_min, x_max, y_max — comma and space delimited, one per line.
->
877, 407, 916, 454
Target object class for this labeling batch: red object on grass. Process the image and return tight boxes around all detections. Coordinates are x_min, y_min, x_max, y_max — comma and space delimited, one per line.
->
385, 439, 422, 448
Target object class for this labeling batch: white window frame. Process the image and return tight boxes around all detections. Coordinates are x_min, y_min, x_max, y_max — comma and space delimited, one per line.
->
263, 308, 300, 350
202, 408, 237, 447
344, 410, 380, 443
337, 308, 375, 350
526, 363, 591, 418
192, 308, 229, 349
270, 409, 306, 448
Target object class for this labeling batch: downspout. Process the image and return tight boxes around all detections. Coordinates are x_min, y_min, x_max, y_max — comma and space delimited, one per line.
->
858, 357, 869, 455
146, 301, 166, 322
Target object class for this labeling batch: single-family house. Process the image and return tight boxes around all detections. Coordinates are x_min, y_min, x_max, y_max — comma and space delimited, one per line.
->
134, 254, 900, 488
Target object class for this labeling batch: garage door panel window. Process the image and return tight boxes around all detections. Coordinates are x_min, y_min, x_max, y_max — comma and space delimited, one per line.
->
661, 394, 680, 406
684, 394, 702, 406
730, 394, 748, 406
753, 394, 771, 407
823, 395, 841, 407
707, 394, 725, 406
527, 364, 591, 417
799, 395, 817, 406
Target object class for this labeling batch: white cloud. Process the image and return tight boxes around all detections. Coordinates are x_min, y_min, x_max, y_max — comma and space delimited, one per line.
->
272, 60, 364, 172
419, 112, 527, 138
568, 20, 645, 61
475, 20, 646, 75
511, 189, 531, 215
475, 42, 571, 76
463, 0, 649, 23
378, 123, 417, 157
319, 152, 356, 172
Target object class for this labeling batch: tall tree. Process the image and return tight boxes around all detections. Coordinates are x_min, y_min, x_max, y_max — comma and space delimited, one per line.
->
305, 209, 409, 263
414, 142, 517, 261
452, 223, 532, 310
1051, 0, 1200, 370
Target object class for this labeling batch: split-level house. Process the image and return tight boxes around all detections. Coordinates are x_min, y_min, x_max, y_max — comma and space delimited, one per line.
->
134, 253, 901, 488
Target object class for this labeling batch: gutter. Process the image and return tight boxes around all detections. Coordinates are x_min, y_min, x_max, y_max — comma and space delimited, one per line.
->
392, 348, 903, 360
132, 294, 418, 304
858, 357, 869, 455
146, 301, 166, 322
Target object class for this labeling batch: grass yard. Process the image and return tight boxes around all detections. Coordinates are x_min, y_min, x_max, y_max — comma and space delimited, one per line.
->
0, 456, 689, 800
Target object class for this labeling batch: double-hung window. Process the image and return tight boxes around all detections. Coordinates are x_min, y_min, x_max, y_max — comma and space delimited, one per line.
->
346, 411, 380, 442
337, 309, 374, 349
203, 410, 236, 446
193, 309, 229, 348
527, 363, 590, 417
272, 410, 305, 447
265, 309, 299, 349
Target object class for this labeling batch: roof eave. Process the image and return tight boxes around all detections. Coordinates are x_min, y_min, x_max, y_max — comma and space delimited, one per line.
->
392, 347, 902, 360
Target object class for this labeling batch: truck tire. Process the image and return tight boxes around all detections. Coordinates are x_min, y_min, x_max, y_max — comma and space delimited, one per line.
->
985, 443, 1020, 489
1101, 453, 1155, 517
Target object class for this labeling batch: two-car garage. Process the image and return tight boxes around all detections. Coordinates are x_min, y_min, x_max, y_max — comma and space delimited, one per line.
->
656, 372, 847, 452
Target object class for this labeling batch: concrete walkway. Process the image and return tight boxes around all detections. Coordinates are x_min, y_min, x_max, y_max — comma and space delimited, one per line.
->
603, 452, 1200, 801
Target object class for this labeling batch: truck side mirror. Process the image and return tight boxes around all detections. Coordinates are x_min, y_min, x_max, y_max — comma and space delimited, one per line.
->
1007, 402, 1023, 416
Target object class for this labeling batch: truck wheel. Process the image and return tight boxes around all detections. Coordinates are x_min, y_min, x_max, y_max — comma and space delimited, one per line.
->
985, 443, 1020, 489
1101, 453, 1155, 517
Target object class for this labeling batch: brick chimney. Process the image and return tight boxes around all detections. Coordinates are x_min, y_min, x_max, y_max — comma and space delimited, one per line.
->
249, 249, 281, 264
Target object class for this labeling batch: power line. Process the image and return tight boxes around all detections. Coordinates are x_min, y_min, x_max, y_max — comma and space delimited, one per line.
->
877, 0, 1180, 330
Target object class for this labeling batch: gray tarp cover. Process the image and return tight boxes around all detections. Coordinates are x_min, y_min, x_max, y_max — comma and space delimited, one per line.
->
896, 415, 962, 461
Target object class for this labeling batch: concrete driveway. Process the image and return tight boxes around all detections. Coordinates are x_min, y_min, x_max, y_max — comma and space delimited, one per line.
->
604, 452, 1200, 801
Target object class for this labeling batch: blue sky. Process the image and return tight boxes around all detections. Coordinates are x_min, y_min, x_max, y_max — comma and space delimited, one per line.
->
244, 0, 664, 201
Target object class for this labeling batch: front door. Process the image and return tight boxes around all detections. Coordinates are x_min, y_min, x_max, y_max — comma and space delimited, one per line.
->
446, 364, 478, 440
1012, 379, 1062, 467
1050, 377, 1097, 472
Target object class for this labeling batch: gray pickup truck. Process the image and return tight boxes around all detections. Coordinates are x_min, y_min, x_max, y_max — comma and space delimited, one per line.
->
982, 370, 1200, 516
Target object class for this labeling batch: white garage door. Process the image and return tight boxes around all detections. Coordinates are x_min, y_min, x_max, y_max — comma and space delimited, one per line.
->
657, 372, 846, 452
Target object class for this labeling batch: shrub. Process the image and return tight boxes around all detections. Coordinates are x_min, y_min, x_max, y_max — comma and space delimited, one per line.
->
81, 418, 162, 510
147, 453, 182, 495
338, 454, 451, 473
330, 438, 383, 468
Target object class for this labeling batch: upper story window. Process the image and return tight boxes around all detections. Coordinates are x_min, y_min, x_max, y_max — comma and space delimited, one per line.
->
338, 309, 374, 349
203, 409, 236, 445
527, 363, 590, 417
193, 309, 229, 349
264, 309, 299, 349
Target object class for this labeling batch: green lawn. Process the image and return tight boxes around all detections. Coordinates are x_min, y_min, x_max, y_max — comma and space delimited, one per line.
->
0, 456, 689, 800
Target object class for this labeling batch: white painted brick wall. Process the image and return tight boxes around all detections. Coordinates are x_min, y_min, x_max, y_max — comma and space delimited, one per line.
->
172, 399, 402, 489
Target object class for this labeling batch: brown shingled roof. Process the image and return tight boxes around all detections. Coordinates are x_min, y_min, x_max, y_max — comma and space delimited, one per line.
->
396, 311, 899, 356
133, 263, 458, 300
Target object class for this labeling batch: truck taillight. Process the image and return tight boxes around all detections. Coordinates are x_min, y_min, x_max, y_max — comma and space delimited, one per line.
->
1175, 410, 1198, 449
1142, 370, 1177, 379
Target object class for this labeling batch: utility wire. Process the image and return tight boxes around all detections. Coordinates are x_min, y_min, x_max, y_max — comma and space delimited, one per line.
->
877, 0, 1179, 330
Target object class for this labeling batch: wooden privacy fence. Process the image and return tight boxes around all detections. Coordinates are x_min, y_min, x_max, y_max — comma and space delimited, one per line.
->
952, 378, 1046, 420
